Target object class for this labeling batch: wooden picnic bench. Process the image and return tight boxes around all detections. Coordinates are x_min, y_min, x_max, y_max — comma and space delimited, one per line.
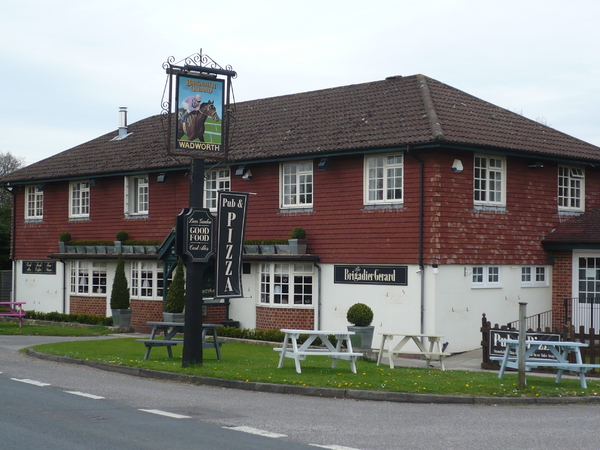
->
0, 302, 27, 327
137, 322, 225, 360
274, 329, 363, 374
376, 333, 450, 370
493, 338, 600, 388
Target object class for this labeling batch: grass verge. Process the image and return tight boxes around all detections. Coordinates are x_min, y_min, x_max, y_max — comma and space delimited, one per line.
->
0, 321, 111, 336
26, 335, 600, 398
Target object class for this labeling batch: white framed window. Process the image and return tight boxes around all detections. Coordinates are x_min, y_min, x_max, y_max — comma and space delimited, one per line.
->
25, 185, 43, 220
130, 261, 166, 299
70, 261, 107, 295
124, 175, 149, 216
558, 166, 584, 212
260, 263, 314, 306
364, 153, 403, 205
521, 266, 549, 287
69, 181, 90, 218
204, 168, 230, 211
472, 265, 501, 288
474, 155, 506, 207
281, 161, 313, 208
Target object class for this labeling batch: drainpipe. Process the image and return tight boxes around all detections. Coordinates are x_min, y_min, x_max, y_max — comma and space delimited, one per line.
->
407, 147, 425, 334
315, 262, 322, 330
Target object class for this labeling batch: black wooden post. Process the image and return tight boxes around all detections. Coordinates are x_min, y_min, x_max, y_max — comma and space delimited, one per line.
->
182, 158, 206, 367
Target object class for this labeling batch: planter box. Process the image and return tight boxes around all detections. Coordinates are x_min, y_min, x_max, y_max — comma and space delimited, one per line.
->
163, 312, 185, 323
259, 244, 276, 255
288, 239, 308, 255
112, 309, 132, 328
348, 325, 375, 350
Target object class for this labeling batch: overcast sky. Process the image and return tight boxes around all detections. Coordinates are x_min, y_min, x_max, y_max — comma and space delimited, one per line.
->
2, 0, 599, 166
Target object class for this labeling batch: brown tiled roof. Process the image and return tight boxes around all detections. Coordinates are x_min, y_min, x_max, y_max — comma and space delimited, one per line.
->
4, 74, 600, 184
543, 209, 600, 246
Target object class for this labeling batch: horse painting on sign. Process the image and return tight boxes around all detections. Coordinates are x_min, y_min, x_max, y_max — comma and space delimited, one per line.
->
177, 101, 220, 142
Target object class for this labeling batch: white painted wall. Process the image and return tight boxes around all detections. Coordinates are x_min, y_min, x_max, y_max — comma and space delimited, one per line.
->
231, 263, 258, 329
13, 260, 66, 313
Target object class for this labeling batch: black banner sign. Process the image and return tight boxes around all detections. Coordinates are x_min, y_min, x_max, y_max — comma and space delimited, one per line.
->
215, 192, 248, 298
334, 265, 407, 286
489, 330, 561, 359
177, 208, 214, 262
22, 261, 56, 275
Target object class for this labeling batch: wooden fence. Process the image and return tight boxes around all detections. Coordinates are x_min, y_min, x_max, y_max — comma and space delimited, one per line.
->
480, 313, 600, 376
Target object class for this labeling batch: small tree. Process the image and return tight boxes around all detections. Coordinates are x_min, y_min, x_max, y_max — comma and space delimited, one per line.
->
164, 258, 186, 313
110, 254, 130, 310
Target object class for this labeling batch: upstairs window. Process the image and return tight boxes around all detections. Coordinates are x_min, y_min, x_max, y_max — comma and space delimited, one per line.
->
521, 266, 549, 287
281, 161, 313, 208
69, 181, 90, 218
124, 175, 149, 216
25, 185, 44, 220
558, 166, 584, 212
204, 168, 231, 211
474, 155, 505, 207
472, 265, 501, 288
364, 154, 403, 205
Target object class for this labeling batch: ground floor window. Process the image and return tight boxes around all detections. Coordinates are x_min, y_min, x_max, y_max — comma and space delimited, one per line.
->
70, 261, 107, 295
260, 263, 314, 306
130, 261, 166, 299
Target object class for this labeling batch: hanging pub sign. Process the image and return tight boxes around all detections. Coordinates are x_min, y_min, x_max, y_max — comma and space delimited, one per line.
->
174, 73, 225, 153
334, 265, 408, 286
215, 192, 249, 298
176, 208, 214, 262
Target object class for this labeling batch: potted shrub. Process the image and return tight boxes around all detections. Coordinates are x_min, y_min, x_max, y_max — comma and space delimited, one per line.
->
163, 257, 185, 322
114, 231, 129, 253
110, 253, 131, 328
347, 302, 375, 350
58, 232, 71, 253
289, 226, 308, 254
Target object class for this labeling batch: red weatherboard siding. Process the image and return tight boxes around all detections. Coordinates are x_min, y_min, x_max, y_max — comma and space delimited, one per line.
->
13, 151, 600, 267
13, 172, 191, 260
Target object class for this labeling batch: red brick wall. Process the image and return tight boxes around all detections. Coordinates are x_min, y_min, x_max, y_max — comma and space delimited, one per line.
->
70, 296, 106, 316
256, 306, 314, 330
131, 299, 163, 332
203, 304, 227, 324
550, 251, 573, 327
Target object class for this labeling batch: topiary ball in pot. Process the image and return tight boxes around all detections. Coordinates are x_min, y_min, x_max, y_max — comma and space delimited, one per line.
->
346, 303, 373, 327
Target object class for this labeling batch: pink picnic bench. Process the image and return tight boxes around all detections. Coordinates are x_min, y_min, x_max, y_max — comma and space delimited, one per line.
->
0, 302, 26, 327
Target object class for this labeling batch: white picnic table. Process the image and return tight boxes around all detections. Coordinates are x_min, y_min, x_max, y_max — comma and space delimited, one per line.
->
376, 333, 450, 370
275, 329, 363, 374
493, 338, 600, 388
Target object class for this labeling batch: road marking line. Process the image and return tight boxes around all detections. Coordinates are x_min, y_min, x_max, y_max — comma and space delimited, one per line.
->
11, 378, 51, 387
138, 409, 191, 419
224, 426, 287, 439
311, 445, 363, 450
64, 391, 105, 400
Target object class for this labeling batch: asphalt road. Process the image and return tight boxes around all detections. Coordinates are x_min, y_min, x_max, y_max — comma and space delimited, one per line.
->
2, 335, 600, 450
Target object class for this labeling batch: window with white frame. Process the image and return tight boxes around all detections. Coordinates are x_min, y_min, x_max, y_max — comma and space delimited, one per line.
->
558, 166, 584, 212
69, 181, 90, 218
472, 265, 501, 288
521, 266, 549, 287
70, 261, 107, 295
281, 161, 313, 208
474, 155, 506, 206
124, 175, 149, 216
130, 261, 166, 299
364, 153, 403, 205
204, 168, 230, 211
260, 263, 314, 306
25, 185, 43, 220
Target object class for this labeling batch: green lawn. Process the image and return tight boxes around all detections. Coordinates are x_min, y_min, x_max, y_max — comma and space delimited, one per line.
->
0, 321, 111, 336
25, 333, 600, 398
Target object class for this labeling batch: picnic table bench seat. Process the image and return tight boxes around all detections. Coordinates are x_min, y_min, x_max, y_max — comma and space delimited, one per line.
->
136, 339, 179, 359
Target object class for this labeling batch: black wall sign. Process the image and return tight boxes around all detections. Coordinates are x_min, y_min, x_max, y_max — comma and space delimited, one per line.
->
178, 208, 214, 262
489, 330, 561, 359
22, 261, 56, 275
334, 265, 407, 286
215, 192, 248, 298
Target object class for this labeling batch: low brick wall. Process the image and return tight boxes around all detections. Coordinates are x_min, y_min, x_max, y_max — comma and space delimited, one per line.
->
256, 306, 314, 330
